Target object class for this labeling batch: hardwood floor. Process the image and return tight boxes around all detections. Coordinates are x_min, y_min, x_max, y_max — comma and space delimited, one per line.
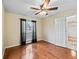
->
3, 41, 76, 59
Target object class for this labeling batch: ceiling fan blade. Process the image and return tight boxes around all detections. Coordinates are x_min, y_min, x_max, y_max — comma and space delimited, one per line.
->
47, 7, 58, 11
35, 11, 41, 15
44, 0, 50, 8
30, 7, 40, 10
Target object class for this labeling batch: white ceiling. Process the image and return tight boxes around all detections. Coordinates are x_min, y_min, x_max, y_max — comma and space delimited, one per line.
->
3, 0, 77, 19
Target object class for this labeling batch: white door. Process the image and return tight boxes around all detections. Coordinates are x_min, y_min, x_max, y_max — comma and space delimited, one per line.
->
55, 17, 66, 47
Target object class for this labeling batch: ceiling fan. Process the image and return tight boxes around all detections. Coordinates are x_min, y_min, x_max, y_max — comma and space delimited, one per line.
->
30, 0, 58, 15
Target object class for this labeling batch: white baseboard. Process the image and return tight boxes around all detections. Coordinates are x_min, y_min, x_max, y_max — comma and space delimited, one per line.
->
43, 39, 48, 42
5, 44, 20, 48
4, 39, 43, 48
66, 43, 77, 51
45, 40, 77, 51
2, 48, 5, 58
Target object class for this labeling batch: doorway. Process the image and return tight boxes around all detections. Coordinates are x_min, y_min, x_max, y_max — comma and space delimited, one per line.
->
20, 19, 37, 45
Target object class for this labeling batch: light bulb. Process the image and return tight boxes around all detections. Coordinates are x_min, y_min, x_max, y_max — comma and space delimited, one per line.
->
39, 11, 47, 15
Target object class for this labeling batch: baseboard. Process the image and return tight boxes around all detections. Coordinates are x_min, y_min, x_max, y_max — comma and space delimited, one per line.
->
45, 40, 77, 51
2, 48, 6, 58
37, 38, 44, 41
5, 39, 44, 49
5, 44, 20, 49
42, 39, 48, 42
66, 43, 77, 51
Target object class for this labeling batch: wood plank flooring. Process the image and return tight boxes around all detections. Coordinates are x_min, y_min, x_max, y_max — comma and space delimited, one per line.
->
3, 41, 76, 59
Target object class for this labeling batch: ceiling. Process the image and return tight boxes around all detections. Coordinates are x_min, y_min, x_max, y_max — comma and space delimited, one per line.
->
3, 0, 77, 19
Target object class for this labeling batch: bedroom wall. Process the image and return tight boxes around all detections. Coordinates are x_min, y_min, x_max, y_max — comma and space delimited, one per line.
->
2, 5, 6, 56
42, 17, 55, 42
42, 8, 77, 50
4, 11, 43, 48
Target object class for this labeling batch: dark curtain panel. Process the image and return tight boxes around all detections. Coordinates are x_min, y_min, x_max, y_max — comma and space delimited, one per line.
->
20, 19, 26, 45
32, 21, 37, 43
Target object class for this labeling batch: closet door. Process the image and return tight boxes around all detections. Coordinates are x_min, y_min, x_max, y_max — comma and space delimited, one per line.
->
55, 17, 66, 47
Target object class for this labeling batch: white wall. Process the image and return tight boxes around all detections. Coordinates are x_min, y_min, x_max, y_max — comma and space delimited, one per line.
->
4, 11, 43, 48
2, 5, 6, 56
42, 17, 55, 42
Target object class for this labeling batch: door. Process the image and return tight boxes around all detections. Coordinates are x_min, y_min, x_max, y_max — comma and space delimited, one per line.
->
55, 17, 66, 47
26, 20, 37, 43
26, 20, 33, 43
20, 19, 37, 45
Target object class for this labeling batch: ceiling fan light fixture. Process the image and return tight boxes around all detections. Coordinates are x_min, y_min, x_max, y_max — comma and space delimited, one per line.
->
39, 11, 47, 15
44, 4, 47, 8
31, 0, 58, 15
